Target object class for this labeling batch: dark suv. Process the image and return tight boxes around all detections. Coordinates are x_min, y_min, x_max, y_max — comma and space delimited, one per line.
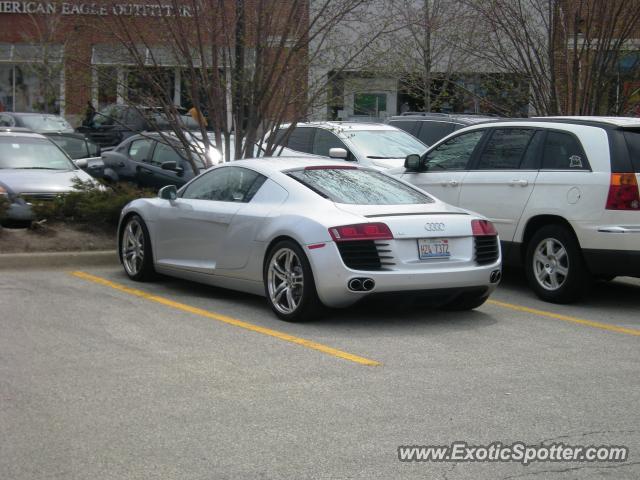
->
388, 113, 496, 146
77, 105, 199, 149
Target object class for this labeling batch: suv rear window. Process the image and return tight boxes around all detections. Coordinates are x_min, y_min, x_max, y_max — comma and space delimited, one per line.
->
541, 131, 589, 170
288, 168, 433, 205
623, 130, 640, 172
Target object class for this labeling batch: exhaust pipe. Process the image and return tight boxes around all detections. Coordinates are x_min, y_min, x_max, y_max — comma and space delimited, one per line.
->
348, 278, 375, 291
490, 270, 502, 284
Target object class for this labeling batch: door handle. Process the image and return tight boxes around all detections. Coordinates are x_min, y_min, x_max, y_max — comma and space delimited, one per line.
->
440, 180, 459, 187
509, 179, 529, 187
139, 167, 153, 175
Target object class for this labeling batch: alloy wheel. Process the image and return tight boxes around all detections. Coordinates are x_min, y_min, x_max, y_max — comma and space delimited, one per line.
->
122, 218, 145, 276
533, 237, 569, 291
267, 248, 304, 315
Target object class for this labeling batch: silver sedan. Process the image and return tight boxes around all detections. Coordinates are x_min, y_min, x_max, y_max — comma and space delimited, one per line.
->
118, 158, 502, 321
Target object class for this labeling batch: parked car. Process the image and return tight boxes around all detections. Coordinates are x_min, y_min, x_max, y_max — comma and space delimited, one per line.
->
0, 112, 74, 133
43, 132, 106, 180
0, 128, 97, 222
118, 158, 502, 321
388, 113, 496, 147
100, 133, 212, 189
396, 116, 640, 303
263, 122, 428, 169
43, 132, 101, 160
77, 105, 200, 149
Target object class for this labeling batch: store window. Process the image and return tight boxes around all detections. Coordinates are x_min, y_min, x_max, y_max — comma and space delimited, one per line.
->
97, 67, 118, 109
354, 93, 387, 116
0, 44, 63, 113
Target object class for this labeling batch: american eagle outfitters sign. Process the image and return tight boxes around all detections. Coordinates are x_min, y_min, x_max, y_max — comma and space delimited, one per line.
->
0, 1, 193, 16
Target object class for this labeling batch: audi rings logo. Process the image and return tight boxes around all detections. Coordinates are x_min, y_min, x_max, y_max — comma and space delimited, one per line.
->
424, 222, 446, 232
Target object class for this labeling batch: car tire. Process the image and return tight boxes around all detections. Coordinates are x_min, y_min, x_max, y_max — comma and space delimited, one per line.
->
264, 240, 322, 322
525, 224, 590, 303
440, 291, 489, 311
120, 214, 156, 281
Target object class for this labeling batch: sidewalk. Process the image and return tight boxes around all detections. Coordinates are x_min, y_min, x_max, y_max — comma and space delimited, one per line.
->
0, 250, 118, 270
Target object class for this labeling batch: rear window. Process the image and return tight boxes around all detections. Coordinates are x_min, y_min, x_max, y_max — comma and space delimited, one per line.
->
417, 121, 456, 146
623, 130, 640, 172
288, 167, 433, 205
388, 120, 419, 137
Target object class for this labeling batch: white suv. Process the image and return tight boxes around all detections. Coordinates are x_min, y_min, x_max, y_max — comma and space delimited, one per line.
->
262, 122, 428, 169
396, 117, 640, 303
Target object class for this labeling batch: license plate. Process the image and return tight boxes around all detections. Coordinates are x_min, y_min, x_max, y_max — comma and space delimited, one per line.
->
418, 238, 451, 259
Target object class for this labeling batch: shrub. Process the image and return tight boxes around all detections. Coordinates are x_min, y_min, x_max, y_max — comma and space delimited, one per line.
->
32, 179, 155, 229
0, 195, 7, 219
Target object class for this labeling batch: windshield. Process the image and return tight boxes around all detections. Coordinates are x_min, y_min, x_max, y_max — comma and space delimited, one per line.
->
20, 115, 73, 132
288, 167, 433, 205
344, 130, 427, 159
0, 137, 75, 170
48, 136, 89, 160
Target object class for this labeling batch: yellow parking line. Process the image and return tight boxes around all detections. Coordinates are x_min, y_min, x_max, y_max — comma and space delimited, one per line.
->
487, 299, 640, 337
70, 271, 381, 366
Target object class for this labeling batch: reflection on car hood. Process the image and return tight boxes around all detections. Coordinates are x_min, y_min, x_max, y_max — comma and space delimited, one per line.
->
0, 168, 94, 194
369, 158, 406, 169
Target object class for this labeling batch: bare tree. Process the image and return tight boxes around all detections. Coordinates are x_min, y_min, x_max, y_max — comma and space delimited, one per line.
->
465, 0, 640, 116
374, 0, 481, 112
93, 0, 393, 171
557, 0, 640, 115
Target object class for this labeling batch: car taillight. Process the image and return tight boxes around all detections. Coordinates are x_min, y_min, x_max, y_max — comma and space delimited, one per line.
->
606, 173, 640, 210
329, 222, 393, 241
471, 219, 497, 236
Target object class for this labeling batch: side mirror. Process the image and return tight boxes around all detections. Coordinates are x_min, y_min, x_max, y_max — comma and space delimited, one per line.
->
74, 158, 88, 169
404, 154, 422, 171
329, 147, 348, 159
158, 184, 177, 200
161, 161, 184, 175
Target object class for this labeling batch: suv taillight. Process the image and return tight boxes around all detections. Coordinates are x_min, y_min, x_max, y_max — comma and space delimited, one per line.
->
329, 223, 393, 241
606, 173, 640, 210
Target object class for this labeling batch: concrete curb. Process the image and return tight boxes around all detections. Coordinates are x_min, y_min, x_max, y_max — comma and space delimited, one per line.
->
0, 250, 119, 270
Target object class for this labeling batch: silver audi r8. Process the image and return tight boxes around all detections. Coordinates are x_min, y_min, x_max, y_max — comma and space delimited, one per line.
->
118, 158, 502, 321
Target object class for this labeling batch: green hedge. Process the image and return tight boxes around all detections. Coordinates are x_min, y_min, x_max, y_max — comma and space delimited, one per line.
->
0, 195, 7, 219
32, 179, 155, 228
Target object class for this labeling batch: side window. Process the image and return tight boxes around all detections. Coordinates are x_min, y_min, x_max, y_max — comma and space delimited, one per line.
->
87, 140, 100, 157
151, 142, 182, 168
182, 167, 267, 202
476, 128, 535, 170
417, 122, 456, 146
312, 129, 347, 157
423, 130, 485, 171
542, 131, 589, 170
128, 139, 154, 163
124, 108, 140, 124
285, 127, 314, 153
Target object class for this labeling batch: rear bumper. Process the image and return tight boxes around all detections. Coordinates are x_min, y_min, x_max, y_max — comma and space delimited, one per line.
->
581, 224, 640, 277
307, 241, 501, 308
583, 248, 640, 278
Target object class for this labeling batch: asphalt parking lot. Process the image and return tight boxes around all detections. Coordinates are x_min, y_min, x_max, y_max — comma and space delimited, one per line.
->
1, 266, 639, 479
